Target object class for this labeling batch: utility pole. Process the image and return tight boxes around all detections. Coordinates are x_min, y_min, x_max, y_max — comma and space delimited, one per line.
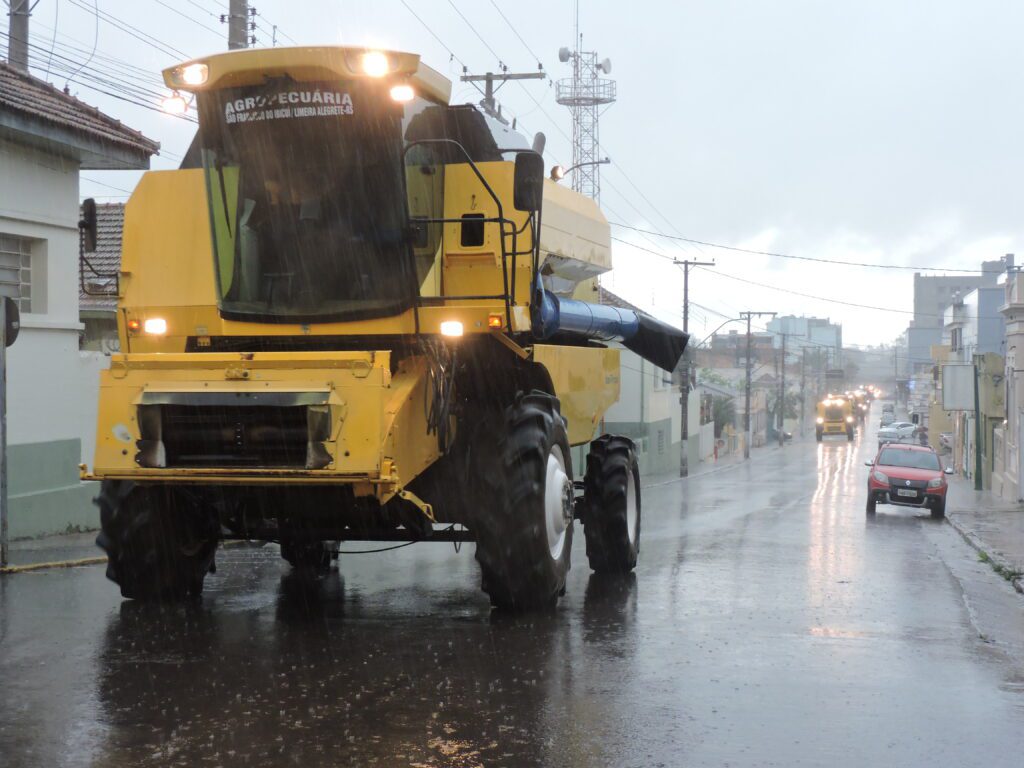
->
222, 0, 255, 50
741, 311, 776, 459
973, 355, 983, 491
778, 333, 787, 447
5, 0, 31, 72
800, 347, 807, 437
0, 298, 6, 565
460, 70, 546, 126
677, 258, 714, 477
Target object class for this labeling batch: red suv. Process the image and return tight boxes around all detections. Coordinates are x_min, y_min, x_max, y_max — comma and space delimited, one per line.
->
865, 443, 953, 518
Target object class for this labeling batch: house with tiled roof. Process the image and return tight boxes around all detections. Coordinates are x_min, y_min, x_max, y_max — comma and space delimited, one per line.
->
0, 61, 157, 537
79, 202, 124, 352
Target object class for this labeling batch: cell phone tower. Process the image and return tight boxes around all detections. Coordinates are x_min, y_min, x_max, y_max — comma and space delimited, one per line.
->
555, 3, 615, 203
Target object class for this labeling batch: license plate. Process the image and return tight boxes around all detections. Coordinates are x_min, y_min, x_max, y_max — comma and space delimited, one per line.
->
896, 488, 918, 497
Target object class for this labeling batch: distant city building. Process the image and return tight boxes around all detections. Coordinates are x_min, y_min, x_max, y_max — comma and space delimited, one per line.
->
905, 255, 1012, 373
942, 286, 1006, 363
765, 315, 842, 365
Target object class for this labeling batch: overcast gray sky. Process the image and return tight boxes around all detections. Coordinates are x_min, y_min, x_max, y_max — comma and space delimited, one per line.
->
13, 0, 1024, 346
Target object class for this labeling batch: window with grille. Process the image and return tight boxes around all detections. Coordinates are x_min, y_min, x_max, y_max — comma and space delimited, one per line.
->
0, 234, 32, 313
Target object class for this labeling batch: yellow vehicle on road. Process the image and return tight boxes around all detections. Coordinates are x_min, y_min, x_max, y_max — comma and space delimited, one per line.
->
816, 395, 855, 442
81, 46, 687, 609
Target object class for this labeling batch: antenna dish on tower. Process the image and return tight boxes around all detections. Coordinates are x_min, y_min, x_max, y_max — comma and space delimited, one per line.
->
600, 58, 612, 74
558, 47, 571, 63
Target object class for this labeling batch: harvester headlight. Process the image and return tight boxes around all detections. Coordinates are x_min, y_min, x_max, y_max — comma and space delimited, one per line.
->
180, 63, 209, 86
440, 320, 464, 337
143, 318, 168, 335
389, 84, 414, 102
361, 50, 390, 77
161, 92, 189, 115
846, 416, 854, 423
816, 417, 824, 424
550, 165, 566, 181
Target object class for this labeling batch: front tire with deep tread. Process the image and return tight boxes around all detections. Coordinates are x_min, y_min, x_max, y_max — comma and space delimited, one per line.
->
95, 481, 219, 601
583, 435, 641, 573
473, 391, 574, 611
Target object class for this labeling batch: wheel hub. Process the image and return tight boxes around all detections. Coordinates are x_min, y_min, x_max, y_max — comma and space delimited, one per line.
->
544, 445, 571, 560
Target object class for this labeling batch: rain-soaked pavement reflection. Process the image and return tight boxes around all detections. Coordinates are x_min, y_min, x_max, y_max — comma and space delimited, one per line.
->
2, 415, 1024, 766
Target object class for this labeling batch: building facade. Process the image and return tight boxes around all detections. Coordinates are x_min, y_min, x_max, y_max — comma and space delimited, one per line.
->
0, 62, 156, 537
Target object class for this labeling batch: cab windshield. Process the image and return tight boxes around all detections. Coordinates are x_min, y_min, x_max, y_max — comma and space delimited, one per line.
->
198, 80, 418, 323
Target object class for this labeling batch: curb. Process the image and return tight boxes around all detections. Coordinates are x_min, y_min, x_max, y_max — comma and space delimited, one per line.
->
0, 556, 106, 575
945, 514, 1024, 595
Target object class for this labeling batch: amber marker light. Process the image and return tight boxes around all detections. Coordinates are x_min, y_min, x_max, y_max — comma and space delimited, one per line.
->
487, 314, 503, 329
126, 319, 141, 333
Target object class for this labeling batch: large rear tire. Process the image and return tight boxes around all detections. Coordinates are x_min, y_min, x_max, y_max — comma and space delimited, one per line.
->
583, 435, 641, 573
473, 391, 574, 611
95, 481, 219, 601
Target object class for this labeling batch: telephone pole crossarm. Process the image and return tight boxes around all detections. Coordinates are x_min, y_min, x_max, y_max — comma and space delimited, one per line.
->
460, 71, 546, 125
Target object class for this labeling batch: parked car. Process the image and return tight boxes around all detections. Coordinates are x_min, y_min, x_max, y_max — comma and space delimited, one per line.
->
877, 421, 917, 446
865, 443, 953, 517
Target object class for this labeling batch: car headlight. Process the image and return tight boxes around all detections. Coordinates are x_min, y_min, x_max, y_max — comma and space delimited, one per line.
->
816, 417, 824, 424
873, 470, 889, 484
927, 477, 944, 488
846, 416, 854, 423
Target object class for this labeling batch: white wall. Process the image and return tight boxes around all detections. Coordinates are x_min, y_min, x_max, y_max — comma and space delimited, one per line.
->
0, 136, 105, 465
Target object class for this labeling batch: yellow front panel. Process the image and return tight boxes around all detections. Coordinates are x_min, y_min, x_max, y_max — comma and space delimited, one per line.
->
93, 352, 391, 479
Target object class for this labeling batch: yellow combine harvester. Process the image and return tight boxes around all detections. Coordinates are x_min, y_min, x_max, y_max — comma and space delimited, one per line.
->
81, 47, 687, 609
815, 395, 855, 442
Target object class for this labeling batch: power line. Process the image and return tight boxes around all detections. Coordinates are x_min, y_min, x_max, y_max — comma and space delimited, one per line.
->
446, 0, 504, 69
66, 0, 191, 60
399, 0, 467, 70
609, 221, 990, 274
151, 0, 223, 38
486, 0, 543, 67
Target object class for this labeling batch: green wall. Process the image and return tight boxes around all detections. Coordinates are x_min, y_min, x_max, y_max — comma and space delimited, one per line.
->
8, 439, 97, 538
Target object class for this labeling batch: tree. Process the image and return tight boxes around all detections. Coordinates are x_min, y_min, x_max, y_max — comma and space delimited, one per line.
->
766, 390, 801, 435
711, 395, 736, 438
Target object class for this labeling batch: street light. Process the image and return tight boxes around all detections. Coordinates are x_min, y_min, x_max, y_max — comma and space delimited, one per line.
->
550, 157, 611, 181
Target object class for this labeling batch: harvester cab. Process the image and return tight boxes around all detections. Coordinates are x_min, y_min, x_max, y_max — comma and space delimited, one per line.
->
84, 47, 688, 610
815, 395, 855, 442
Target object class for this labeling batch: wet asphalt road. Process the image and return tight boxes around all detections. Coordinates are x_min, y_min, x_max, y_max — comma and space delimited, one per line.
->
2, 412, 1024, 767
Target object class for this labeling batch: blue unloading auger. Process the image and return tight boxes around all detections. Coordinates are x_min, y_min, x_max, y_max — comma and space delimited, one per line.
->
531, 282, 689, 372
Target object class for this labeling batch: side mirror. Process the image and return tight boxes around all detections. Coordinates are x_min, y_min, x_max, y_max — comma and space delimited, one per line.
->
80, 197, 98, 253
3, 296, 19, 347
944, 467, 954, 475
864, 461, 874, 467
513, 152, 545, 212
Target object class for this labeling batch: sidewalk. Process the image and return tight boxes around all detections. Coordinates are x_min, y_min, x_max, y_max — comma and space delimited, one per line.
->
945, 476, 1024, 593
3, 531, 103, 570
